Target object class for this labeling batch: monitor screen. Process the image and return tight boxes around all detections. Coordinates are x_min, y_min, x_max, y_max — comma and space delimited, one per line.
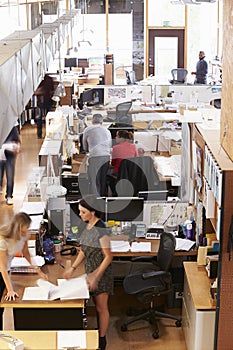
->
64, 57, 77, 68
82, 88, 104, 106
105, 197, 144, 222
78, 58, 89, 68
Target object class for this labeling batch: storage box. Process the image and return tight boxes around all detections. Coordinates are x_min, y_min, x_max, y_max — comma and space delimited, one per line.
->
72, 154, 87, 174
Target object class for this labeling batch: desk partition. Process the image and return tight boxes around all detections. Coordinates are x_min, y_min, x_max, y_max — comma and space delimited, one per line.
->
78, 84, 152, 104
154, 84, 221, 105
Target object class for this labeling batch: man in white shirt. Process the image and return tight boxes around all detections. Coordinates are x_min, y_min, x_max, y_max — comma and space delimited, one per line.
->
83, 114, 112, 196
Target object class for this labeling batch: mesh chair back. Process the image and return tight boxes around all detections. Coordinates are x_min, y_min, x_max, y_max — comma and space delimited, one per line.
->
116, 101, 132, 125
171, 68, 188, 83
116, 101, 132, 117
157, 231, 176, 271
123, 231, 175, 296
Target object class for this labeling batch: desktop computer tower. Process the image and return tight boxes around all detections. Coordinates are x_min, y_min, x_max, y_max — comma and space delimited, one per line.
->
47, 197, 66, 236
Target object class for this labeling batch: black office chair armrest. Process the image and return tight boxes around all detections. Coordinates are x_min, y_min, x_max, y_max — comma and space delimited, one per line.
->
142, 270, 170, 280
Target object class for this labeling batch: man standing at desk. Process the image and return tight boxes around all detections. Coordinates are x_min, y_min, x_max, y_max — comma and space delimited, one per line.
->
83, 114, 112, 196
192, 51, 208, 84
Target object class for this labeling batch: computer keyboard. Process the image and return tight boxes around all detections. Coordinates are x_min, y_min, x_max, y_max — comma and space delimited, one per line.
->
10, 267, 37, 274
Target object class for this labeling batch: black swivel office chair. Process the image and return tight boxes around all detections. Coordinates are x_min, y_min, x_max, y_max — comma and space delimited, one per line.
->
121, 231, 182, 339
115, 156, 164, 197
210, 98, 221, 109
169, 68, 188, 84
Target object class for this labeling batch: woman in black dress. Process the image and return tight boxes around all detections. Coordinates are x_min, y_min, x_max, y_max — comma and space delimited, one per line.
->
63, 196, 113, 350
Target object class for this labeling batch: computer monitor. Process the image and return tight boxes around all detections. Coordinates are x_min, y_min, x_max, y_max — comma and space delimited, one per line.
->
105, 197, 144, 222
78, 58, 89, 74
82, 88, 104, 106
64, 57, 77, 68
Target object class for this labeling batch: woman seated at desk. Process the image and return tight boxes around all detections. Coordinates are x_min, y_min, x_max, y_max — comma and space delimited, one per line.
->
108, 130, 138, 196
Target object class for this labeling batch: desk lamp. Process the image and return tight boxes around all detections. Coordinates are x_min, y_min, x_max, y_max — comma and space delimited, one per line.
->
52, 82, 66, 104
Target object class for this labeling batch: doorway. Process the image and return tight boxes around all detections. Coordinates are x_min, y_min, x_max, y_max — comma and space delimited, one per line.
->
148, 29, 185, 81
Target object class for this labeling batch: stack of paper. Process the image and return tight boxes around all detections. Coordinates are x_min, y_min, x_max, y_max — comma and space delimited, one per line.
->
22, 275, 90, 301
130, 242, 151, 252
110, 240, 130, 252
11, 255, 45, 268
20, 201, 46, 215
57, 331, 87, 350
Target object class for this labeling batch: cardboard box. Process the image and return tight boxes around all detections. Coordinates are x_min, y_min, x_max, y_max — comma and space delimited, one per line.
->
72, 154, 87, 174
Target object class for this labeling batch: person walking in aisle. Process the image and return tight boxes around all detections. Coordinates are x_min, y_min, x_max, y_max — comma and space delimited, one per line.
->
0, 125, 21, 205
82, 114, 112, 196
34, 74, 55, 138
191, 50, 208, 84
63, 196, 113, 350
0, 212, 47, 329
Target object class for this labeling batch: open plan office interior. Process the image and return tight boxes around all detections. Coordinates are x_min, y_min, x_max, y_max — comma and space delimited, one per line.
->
0, 0, 233, 349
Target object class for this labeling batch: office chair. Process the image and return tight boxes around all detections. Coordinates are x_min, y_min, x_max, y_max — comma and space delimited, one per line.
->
121, 231, 182, 339
115, 100, 133, 126
106, 101, 132, 125
115, 156, 163, 197
169, 68, 188, 84
210, 98, 221, 109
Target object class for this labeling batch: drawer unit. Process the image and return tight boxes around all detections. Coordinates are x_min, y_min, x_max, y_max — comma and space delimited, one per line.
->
182, 263, 216, 350
61, 174, 81, 200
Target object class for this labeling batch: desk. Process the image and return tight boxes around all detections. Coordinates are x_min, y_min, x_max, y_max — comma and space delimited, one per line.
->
182, 262, 216, 350
1, 255, 86, 330
110, 235, 197, 258
0, 330, 98, 350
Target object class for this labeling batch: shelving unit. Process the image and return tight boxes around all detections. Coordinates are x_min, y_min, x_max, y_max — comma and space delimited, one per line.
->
189, 123, 233, 349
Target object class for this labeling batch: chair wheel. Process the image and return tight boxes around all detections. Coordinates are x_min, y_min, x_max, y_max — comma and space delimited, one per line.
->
121, 324, 127, 332
176, 320, 182, 327
152, 331, 159, 339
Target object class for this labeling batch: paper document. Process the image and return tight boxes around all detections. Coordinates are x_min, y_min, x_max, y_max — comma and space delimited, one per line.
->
155, 155, 181, 178
22, 286, 49, 300
175, 238, 195, 251
110, 240, 130, 252
11, 255, 45, 268
29, 214, 43, 231
130, 242, 151, 252
57, 331, 86, 349
22, 275, 90, 301
20, 201, 46, 215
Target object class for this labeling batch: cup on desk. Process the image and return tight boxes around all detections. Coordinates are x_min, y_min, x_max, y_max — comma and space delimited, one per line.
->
178, 103, 186, 116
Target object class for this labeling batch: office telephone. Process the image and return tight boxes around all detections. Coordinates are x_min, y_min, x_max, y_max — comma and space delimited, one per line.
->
135, 224, 146, 238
